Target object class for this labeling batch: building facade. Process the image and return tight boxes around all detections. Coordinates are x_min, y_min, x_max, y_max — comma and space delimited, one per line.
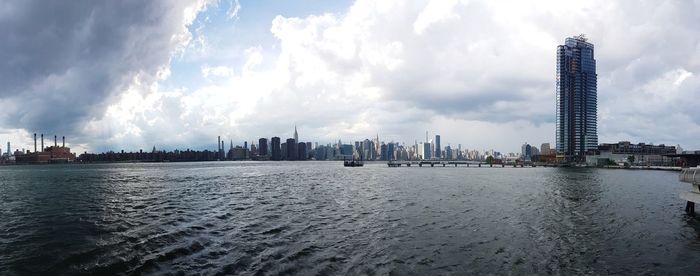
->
297, 142, 307, 161
540, 143, 552, 155
521, 143, 532, 161
271, 137, 281, 160
387, 142, 395, 161
258, 138, 268, 157
286, 138, 297, 160
586, 141, 677, 166
435, 135, 441, 159
556, 34, 598, 160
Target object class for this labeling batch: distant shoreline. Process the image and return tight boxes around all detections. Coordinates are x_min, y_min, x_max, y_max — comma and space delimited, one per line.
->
0, 160, 686, 171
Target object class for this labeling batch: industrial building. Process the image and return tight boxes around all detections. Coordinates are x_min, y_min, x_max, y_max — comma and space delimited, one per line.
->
14, 134, 76, 164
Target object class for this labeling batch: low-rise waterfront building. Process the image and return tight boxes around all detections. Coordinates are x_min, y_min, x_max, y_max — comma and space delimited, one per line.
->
586, 141, 677, 166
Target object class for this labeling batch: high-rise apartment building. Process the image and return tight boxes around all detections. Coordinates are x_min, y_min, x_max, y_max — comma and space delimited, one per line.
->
556, 34, 598, 160
435, 135, 441, 159
259, 138, 269, 157
271, 137, 281, 160
297, 142, 307, 160
387, 142, 395, 161
521, 142, 532, 160
286, 138, 297, 160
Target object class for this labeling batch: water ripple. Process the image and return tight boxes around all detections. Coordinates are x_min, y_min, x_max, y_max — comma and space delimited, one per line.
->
1, 162, 700, 274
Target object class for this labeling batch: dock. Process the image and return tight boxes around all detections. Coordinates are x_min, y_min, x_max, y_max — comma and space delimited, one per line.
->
387, 160, 543, 168
680, 167, 700, 214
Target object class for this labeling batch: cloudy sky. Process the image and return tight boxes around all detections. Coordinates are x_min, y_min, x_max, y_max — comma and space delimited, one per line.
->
1, 0, 699, 154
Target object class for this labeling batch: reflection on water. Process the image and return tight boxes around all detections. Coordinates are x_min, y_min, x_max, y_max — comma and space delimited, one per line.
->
1, 162, 700, 274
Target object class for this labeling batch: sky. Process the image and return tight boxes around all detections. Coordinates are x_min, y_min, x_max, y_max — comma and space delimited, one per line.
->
1, 0, 700, 154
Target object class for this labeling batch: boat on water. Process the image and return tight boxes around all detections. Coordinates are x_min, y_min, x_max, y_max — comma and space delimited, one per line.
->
343, 156, 364, 167
343, 160, 363, 167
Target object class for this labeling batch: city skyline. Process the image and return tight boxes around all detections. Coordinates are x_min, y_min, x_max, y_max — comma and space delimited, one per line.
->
2, 1, 700, 154
4, 121, 685, 166
5, 2, 700, 275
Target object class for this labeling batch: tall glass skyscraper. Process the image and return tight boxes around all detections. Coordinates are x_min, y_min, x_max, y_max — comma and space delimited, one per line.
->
556, 35, 597, 160
435, 135, 441, 159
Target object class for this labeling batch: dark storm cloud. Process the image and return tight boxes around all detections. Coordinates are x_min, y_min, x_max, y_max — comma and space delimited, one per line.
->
0, 0, 202, 136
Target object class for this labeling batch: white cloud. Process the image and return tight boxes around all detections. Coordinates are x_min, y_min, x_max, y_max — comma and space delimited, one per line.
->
413, 0, 466, 35
226, 0, 241, 20
201, 65, 234, 78
5, 0, 700, 153
93, 0, 700, 152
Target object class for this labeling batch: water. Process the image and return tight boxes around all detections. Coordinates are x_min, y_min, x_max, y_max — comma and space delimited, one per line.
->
1, 162, 700, 275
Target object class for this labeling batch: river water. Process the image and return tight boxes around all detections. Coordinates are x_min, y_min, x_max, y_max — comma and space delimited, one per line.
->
1, 162, 700, 275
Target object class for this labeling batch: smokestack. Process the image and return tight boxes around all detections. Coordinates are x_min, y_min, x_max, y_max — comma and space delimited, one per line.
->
41, 134, 44, 152
218, 136, 221, 151
62, 136, 65, 148
54, 135, 57, 147
34, 133, 37, 153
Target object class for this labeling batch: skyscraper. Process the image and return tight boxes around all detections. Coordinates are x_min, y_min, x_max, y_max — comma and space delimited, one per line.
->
521, 142, 532, 160
417, 142, 424, 160
387, 142, 395, 161
380, 143, 388, 161
435, 135, 441, 159
422, 142, 431, 160
294, 125, 298, 144
271, 137, 281, 160
374, 134, 380, 157
297, 142, 307, 161
281, 142, 287, 159
556, 34, 598, 160
217, 136, 222, 160
286, 138, 297, 160
259, 138, 269, 157
362, 139, 374, 160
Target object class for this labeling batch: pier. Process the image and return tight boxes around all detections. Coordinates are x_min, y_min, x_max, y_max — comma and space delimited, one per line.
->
680, 167, 700, 214
387, 160, 542, 168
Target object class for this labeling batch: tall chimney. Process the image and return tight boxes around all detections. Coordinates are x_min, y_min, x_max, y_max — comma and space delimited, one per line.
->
34, 133, 37, 153
54, 135, 57, 147
41, 134, 44, 152
62, 136, 65, 148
